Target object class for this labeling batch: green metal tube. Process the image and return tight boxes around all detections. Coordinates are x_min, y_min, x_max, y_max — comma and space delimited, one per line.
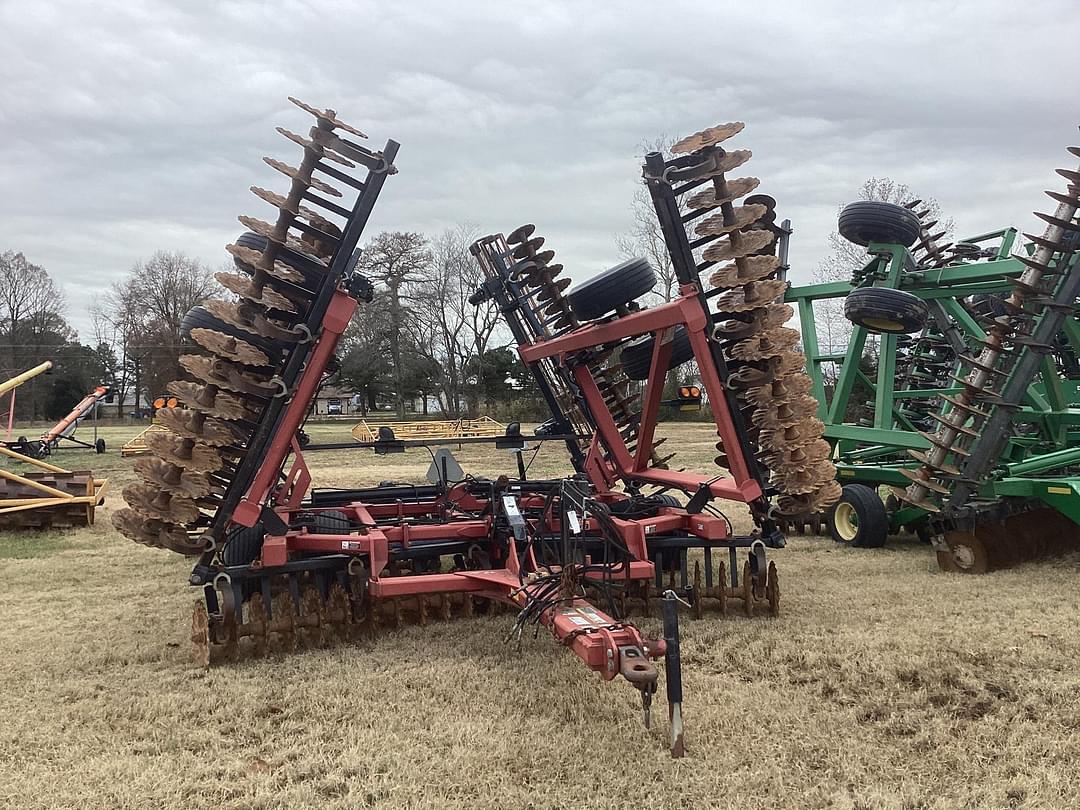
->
1005, 446, 1080, 477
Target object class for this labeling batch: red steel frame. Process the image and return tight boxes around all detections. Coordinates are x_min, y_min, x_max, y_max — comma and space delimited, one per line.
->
518, 284, 762, 503
215, 284, 666, 684
214, 277, 756, 691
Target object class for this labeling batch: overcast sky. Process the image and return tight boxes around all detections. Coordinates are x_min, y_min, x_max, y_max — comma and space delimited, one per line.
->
1, 0, 1078, 342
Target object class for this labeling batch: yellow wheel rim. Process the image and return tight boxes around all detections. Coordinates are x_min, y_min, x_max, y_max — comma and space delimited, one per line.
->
833, 502, 859, 542
862, 316, 904, 332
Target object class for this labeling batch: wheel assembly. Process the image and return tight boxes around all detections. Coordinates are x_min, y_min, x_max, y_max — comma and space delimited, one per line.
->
838, 201, 922, 248
844, 287, 928, 334
827, 484, 888, 548
565, 257, 657, 321
619, 326, 695, 380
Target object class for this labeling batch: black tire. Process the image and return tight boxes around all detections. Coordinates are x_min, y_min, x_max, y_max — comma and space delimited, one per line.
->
652, 493, 683, 508
94, 438, 106, 454
844, 287, 928, 334
313, 512, 352, 534
620, 326, 695, 380
827, 484, 888, 548
838, 201, 921, 248
565, 258, 656, 321
180, 304, 277, 355
222, 523, 265, 566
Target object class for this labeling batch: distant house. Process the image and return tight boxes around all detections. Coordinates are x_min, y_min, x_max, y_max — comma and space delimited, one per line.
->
311, 386, 360, 416
308, 389, 446, 417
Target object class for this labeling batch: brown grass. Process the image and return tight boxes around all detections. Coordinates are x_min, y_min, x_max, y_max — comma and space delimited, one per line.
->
1, 422, 1078, 809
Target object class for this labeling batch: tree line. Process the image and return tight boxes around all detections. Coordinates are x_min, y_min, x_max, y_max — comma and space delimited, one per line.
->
87, 230, 536, 421
0, 251, 108, 421
341, 227, 536, 419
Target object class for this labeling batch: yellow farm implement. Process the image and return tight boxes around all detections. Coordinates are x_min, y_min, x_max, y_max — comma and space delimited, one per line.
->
351, 416, 506, 442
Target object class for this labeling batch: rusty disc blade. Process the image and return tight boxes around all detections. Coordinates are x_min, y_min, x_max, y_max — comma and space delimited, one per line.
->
694, 204, 768, 237
775, 492, 814, 517
287, 96, 368, 138
227, 240, 305, 284
714, 303, 793, 339
155, 406, 245, 447
746, 372, 813, 406
190, 328, 270, 368
202, 299, 298, 343
275, 127, 356, 168
809, 481, 842, 510
144, 430, 227, 473
236, 216, 317, 258
134, 456, 215, 499
759, 417, 827, 450
167, 380, 257, 422
773, 461, 835, 494
536, 277, 571, 302
709, 254, 780, 289
511, 236, 545, 260
215, 272, 299, 314
730, 326, 801, 361
702, 229, 775, 264
898, 468, 952, 495
714, 278, 788, 313
180, 354, 275, 398
506, 224, 535, 245
752, 399, 815, 430
671, 123, 745, 155
773, 438, 832, 467
111, 507, 167, 548
686, 177, 760, 210
122, 482, 201, 524
263, 157, 342, 198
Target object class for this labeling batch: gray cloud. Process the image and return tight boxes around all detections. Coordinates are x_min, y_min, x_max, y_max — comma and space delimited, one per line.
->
1, 0, 1078, 340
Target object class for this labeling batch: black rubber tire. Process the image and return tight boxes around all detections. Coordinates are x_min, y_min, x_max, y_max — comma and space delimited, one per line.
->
619, 326, 695, 380
844, 287, 928, 334
94, 438, 106, 454
565, 258, 656, 321
180, 304, 277, 355
827, 484, 888, 548
222, 523, 265, 566
838, 201, 921, 248
313, 512, 352, 534
653, 493, 683, 508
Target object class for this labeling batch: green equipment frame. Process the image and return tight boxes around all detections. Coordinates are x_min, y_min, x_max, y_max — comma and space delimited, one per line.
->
785, 229, 1080, 539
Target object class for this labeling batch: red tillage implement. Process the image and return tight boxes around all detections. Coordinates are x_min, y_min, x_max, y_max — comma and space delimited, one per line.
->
112, 105, 830, 755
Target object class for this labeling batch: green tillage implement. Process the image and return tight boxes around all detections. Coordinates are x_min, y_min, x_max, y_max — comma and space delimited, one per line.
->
784, 214, 1080, 573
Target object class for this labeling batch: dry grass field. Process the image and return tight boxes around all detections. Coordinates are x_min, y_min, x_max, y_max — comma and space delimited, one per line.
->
1, 420, 1079, 809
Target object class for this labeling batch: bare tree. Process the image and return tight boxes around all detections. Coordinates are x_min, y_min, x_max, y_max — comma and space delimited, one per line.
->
406, 225, 504, 417
357, 232, 432, 418
339, 291, 393, 415
615, 136, 679, 303
97, 251, 218, 413
0, 251, 72, 417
